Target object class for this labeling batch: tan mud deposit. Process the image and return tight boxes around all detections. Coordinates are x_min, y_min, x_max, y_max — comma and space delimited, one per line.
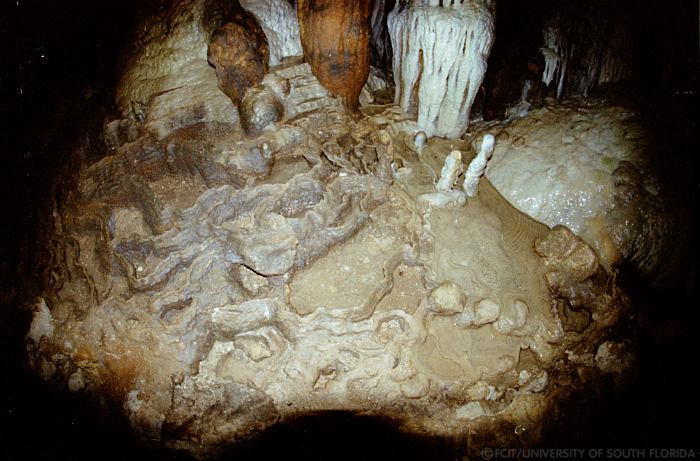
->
27, 62, 629, 457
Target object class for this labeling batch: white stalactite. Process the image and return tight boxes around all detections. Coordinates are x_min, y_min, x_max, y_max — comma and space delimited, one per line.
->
463, 134, 495, 197
388, 0, 495, 139
240, 0, 303, 67
540, 17, 568, 99
541, 14, 632, 99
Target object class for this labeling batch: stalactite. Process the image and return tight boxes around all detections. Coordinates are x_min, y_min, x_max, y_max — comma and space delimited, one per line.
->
297, 0, 373, 113
388, 0, 495, 138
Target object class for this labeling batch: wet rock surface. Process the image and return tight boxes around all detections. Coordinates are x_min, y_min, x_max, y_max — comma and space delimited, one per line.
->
477, 100, 670, 275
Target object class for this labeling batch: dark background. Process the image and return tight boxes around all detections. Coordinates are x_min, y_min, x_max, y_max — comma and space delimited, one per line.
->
1, 1, 698, 459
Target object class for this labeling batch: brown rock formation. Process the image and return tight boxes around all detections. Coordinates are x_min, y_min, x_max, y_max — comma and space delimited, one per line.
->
297, 0, 372, 113
207, 7, 269, 110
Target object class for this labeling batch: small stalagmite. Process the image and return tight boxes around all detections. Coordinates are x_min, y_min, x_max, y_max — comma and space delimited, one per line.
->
207, 6, 269, 110
297, 0, 372, 113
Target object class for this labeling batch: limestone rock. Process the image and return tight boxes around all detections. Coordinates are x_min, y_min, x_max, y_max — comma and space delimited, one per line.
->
455, 298, 501, 328
240, 84, 284, 134
369, 0, 395, 70
609, 161, 674, 284
535, 225, 599, 283
455, 401, 485, 420
115, 0, 241, 139
359, 66, 392, 106
27, 50, 634, 457
228, 212, 298, 276
493, 299, 528, 334
272, 62, 340, 119
595, 341, 635, 375
534, 225, 624, 324
429, 282, 464, 315
240, 0, 303, 66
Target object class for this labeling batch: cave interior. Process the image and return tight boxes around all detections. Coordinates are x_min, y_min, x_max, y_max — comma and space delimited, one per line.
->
0, 0, 698, 460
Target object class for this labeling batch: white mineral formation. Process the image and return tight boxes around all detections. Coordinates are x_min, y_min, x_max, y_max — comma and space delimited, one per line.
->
436, 150, 463, 192
414, 131, 427, 150
26, 299, 54, 343
240, 0, 303, 66
541, 17, 567, 99
482, 102, 666, 273
493, 299, 529, 334
454, 298, 501, 328
388, 0, 495, 138
540, 14, 633, 98
429, 281, 465, 315
417, 149, 467, 209
463, 134, 495, 197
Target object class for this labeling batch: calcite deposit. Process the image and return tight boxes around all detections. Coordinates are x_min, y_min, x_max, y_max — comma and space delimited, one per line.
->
25, 2, 644, 458
477, 100, 667, 274
240, 0, 303, 66
28, 58, 632, 456
388, 0, 495, 138
114, 0, 242, 140
540, 8, 634, 99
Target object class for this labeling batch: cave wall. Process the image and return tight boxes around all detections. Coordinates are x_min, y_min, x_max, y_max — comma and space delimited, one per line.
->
480, 0, 700, 120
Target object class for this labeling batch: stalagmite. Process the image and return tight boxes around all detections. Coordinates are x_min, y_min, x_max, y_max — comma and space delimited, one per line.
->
414, 131, 427, 151
417, 149, 467, 209
388, 0, 495, 138
463, 134, 495, 197
436, 151, 463, 192
297, 0, 373, 113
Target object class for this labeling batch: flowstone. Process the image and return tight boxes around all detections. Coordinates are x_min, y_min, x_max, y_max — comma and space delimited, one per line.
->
475, 99, 669, 276
28, 60, 629, 456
